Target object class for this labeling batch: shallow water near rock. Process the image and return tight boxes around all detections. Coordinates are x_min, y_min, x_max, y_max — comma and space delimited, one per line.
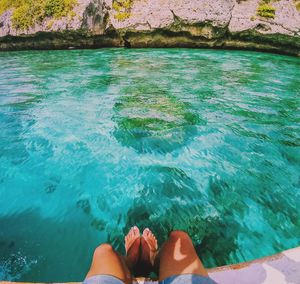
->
0, 48, 299, 282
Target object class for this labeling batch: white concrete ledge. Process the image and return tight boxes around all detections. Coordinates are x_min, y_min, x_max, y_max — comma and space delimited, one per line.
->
208, 246, 300, 284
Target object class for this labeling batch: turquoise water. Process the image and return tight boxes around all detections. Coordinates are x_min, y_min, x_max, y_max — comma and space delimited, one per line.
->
0, 48, 299, 282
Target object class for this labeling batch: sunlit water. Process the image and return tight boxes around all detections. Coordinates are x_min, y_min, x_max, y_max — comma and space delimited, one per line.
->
0, 48, 299, 282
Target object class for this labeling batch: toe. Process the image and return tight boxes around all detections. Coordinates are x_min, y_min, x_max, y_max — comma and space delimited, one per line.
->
143, 228, 150, 237
133, 226, 140, 236
130, 228, 134, 238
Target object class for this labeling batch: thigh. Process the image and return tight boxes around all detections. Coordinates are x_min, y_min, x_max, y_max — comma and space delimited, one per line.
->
158, 231, 208, 281
85, 244, 132, 284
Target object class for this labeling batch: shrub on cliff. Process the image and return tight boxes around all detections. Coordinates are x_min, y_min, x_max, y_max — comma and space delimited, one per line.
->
0, 0, 77, 30
12, 2, 45, 30
112, 0, 133, 21
257, 1, 276, 18
295, 0, 300, 11
44, 0, 76, 18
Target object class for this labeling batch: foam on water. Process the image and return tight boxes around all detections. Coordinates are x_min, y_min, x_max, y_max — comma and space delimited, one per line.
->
0, 48, 299, 282
0, 251, 38, 281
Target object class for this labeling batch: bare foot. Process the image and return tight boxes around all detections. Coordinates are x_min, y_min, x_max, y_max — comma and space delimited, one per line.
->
125, 226, 141, 269
141, 228, 158, 266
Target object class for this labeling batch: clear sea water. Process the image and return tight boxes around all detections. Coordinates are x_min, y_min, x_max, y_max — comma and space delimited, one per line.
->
0, 48, 299, 282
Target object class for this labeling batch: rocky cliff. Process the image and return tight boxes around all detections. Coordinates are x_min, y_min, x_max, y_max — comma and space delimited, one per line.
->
0, 0, 299, 55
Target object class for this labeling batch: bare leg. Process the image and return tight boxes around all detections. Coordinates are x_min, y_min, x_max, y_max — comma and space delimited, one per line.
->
157, 230, 209, 281
85, 227, 141, 284
125, 226, 141, 273
138, 228, 158, 276
85, 243, 132, 284
141, 228, 158, 266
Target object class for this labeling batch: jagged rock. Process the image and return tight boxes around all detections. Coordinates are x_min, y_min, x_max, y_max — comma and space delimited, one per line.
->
229, 0, 300, 35
0, 10, 13, 38
109, 0, 235, 31
0, 0, 299, 55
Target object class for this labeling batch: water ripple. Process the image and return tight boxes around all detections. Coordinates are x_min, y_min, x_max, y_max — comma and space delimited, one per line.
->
0, 49, 299, 281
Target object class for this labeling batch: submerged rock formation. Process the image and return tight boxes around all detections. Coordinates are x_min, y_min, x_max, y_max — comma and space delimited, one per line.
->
0, 0, 299, 55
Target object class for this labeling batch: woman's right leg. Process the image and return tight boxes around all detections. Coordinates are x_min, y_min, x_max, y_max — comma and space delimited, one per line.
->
85, 227, 140, 284
157, 230, 209, 281
85, 243, 132, 284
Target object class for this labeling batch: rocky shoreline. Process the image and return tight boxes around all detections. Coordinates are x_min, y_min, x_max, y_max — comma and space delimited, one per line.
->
0, 0, 299, 55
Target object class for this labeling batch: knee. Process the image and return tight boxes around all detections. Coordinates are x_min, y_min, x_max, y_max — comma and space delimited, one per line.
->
94, 243, 114, 257
169, 230, 191, 241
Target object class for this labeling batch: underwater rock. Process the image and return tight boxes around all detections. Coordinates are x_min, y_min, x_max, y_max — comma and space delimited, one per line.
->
44, 184, 56, 194
76, 198, 91, 214
123, 165, 209, 245
44, 176, 61, 194
122, 167, 253, 268
90, 218, 106, 231
196, 215, 240, 268
113, 84, 203, 154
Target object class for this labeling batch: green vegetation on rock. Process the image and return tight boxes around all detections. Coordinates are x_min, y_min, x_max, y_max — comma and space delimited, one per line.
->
294, 0, 300, 11
0, 0, 77, 30
112, 0, 133, 21
257, 0, 276, 19
112, 82, 203, 154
